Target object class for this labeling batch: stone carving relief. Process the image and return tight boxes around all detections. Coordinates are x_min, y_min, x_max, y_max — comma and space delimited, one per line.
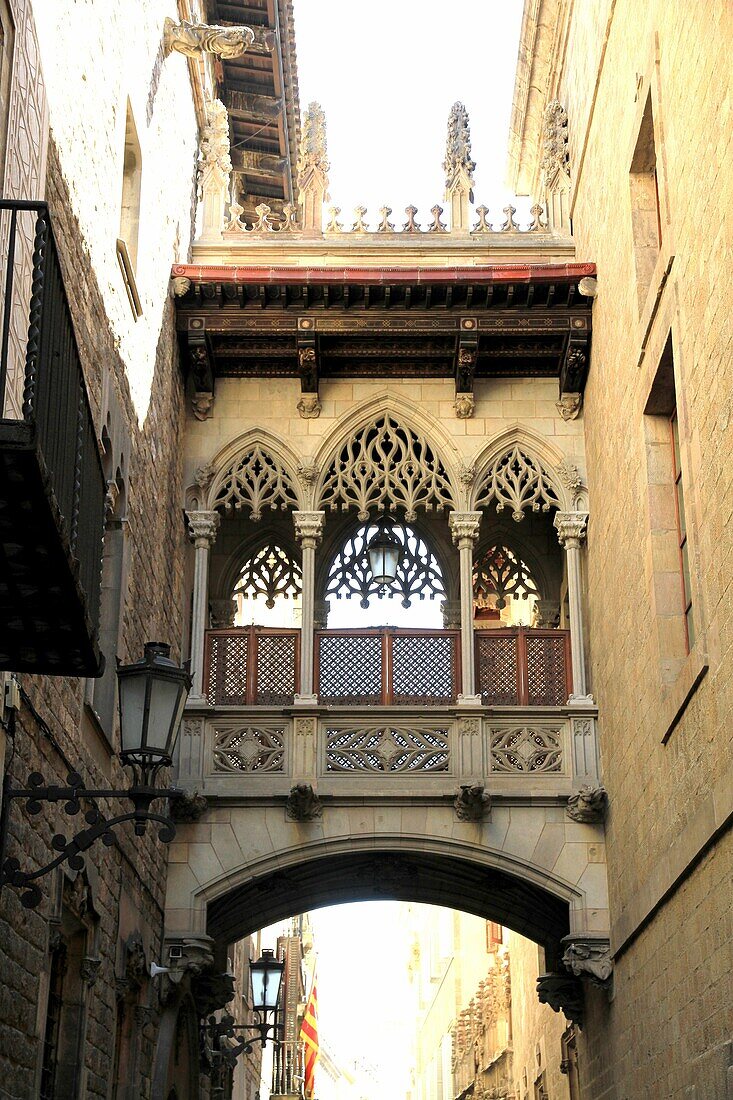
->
566, 784, 608, 823
326, 725, 450, 772
556, 392, 582, 421
561, 935, 613, 987
454, 784, 491, 821
454, 393, 475, 419
536, 973, 583, 1027
285, 783, 323, 821
198, 99, 232, 191
170, 790, 208, 822
163, 17, 255, 59
297, 392, 322, 419
557, 459, 582, 493
213, 445, 299, 519
541, 101, 570, 187
172, 276, 191, 297
297, 101, 329, 179
212, 726, 286, 773
191, 391, 214, 421
319, 416, 455, 521
80, 956, 102, 986
490, 726, 563, 773
474, 446, 561, 521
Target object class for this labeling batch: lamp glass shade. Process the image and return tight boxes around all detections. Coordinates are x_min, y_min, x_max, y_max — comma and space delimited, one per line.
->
367, 523, 401, 585
250, 949, 285, 1013
117, 643, 191, 764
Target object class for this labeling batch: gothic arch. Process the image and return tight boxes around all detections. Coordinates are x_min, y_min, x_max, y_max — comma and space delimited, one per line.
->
311, 393, 464, 514
198, 429, 306, 516
470, 426, 573, 515
213, 523, 302, 606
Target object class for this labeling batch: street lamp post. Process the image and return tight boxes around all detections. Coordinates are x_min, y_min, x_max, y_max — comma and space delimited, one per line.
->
205, 949, 285, 1082
0, 642, 191, 908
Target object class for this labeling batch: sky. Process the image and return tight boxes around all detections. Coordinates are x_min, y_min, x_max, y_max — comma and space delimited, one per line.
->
252, 7, 526, 1097
292, 0, 527, 225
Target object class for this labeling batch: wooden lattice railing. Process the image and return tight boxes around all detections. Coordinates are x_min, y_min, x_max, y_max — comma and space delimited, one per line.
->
474, 627, 572, 706
205, 627, 300, 705
315, 628, 461, 706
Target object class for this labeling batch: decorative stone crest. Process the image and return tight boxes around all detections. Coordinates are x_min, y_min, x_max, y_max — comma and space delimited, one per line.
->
536, 973, 584, 1027
561, 934, 613, 987
251, 203, 277, 233
352, 205, 369, 232
170, 790, 209, 823
454, 392, 475, 419
454, 784, 491, 822
472, 205, 492, 232
297, 392, 322, 419
377, 206, 395, 232
501, 204, 518, 232
164, 17, 255, 59
285, 783, 323, 821
566, 784, 608, 823
403, 206, 420, 232
428, 205, 448, 233
191, 391, 214, 421
556, 392, 582, 420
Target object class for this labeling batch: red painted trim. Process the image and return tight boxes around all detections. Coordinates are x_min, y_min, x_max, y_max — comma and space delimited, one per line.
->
171, 262, 596, 286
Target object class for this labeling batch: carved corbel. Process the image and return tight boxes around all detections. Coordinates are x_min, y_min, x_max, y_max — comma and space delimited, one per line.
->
163, 17, 256, 60
285, 783, 322, 821
561, 934, 613, 989
536, 973, 584, 1028
560, 323, 590, 396
556, 392, 582, 420
454, 784, 491, 822
186, 322, 215, 420
454, 331, 478, 418
170, 790, 209, 823
566, 784, 608, 823
296, 323, 320, 418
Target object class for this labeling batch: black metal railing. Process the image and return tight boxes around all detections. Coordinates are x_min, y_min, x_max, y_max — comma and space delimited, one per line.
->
0, 200, 105, 631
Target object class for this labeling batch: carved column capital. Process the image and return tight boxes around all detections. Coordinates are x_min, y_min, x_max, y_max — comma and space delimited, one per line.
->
293, 510, 325, 549
186, 509, 220, 548
449, 511, 482, 548
561, 933, 613, 987
553, 511, 588, 548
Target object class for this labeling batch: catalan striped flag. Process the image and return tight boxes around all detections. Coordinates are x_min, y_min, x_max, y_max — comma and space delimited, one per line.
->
299, 971, 319, 1099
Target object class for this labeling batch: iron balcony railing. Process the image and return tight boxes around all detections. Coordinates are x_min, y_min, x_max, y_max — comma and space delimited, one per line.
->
204, 626, 572, 709
0, 200, 106, 638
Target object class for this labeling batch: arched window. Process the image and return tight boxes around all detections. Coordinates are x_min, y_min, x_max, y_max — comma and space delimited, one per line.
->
473, 543, 539, 626
233, 541, 302, 628
325, 521, 445, 628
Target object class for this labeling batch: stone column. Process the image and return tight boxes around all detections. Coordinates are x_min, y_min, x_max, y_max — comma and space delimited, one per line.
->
186, 510, 220, 703
554, 512, 593, 704
293, 511, 325, 705
449, 512, 482, 705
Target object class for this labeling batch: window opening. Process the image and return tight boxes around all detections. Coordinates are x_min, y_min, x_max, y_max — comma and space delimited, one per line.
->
325, 521, 445, 629
233, 541, 302, 628
119, 101, 142, 272
630, 92, 662, 310
472, 544, 539, 627
40, 940, 67, 1100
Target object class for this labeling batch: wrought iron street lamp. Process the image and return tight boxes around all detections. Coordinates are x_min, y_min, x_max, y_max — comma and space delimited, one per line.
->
366, 518, 402, 585
0, 642, 191, 908
204, 948, 285, 1082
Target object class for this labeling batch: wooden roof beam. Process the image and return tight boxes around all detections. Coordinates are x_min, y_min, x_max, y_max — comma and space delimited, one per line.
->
231, 149, 287, 177
224, 88, 283, 123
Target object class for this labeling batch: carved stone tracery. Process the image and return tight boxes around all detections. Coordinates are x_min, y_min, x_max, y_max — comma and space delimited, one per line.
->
318, 416, 455, 521
474, 447, 561, 521
213, 725, 285, 773
325, 521, 445, 610
473, 543, 539, 610
233, 542, 302, 608
213, 445, 299, 519
490, 725, 563, 773
326, 725, 450, 772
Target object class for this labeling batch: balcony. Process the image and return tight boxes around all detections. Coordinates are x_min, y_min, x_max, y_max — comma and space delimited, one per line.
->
178, 624, 596, 801
0, 201, 105, 675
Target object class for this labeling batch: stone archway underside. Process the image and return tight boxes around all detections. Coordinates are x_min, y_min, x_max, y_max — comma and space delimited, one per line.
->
206, 850, 570, 969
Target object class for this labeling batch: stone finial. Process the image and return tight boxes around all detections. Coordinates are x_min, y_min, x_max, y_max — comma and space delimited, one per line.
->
536, 973, 584, 1027
472, 205, 492, 233
566, 784, 608, 823
403, 206, 421, 232
297, 102, 330, 236
198, 99, 231, 242
251, 203, 276, 233
285, 783, 323, 821
377, 206, 395, 232
352, 205, 369, 232
281, 202, 299, 232
163, 17, 256, 60
444, 102, 475, 233
428, 205, 448, 233
454, 784, 491, 822
528, 203, 547, 231
561, 934, 613, 987
443, 101, 476, 191
500, 205, 518, 232
325, 207, 343, 233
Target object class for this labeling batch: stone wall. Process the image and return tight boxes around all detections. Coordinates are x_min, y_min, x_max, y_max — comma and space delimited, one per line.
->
0, 0, 198, 1095
512, 0, 733, 1095
507, 931, 571, 1100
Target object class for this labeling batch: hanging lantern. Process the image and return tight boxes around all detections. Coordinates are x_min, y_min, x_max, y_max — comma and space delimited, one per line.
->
366, 520, 402, 585
117, 642, 191, 768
